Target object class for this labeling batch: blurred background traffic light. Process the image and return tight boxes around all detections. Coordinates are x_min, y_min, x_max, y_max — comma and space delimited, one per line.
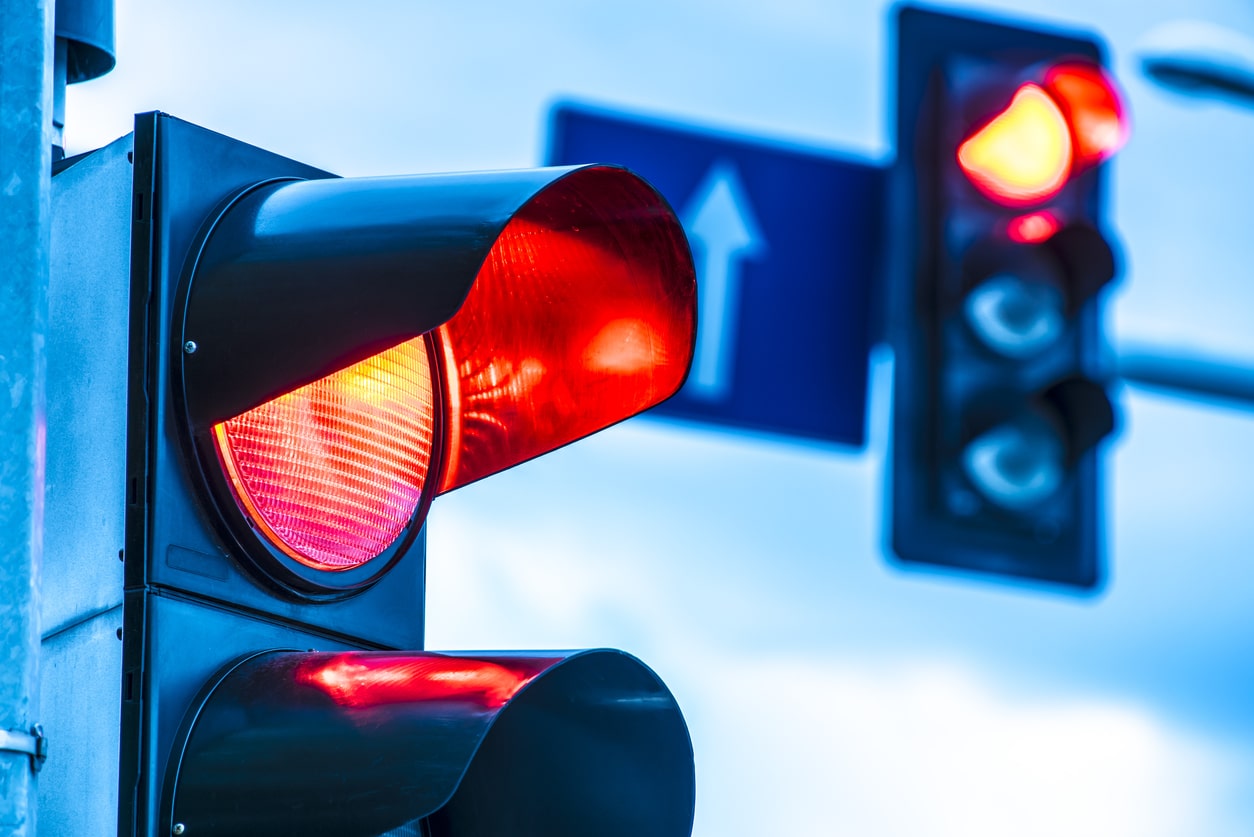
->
888, 6, 1129, 588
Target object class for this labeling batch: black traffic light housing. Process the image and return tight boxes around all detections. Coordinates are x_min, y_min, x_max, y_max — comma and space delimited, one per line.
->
120, 113, 697, 836
889, 6, 1123, 589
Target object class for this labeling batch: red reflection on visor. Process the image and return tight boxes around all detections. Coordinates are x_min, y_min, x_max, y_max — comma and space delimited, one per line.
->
1007, 210, 1062, 244
298, 654, 554, 709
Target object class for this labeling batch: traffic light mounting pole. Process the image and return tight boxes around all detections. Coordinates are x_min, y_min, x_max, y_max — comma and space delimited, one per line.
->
0, 0, 55, 830
1117, 345, 1254, 409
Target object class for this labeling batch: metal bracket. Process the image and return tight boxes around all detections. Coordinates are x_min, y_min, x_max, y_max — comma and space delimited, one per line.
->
0, 725, 48, 773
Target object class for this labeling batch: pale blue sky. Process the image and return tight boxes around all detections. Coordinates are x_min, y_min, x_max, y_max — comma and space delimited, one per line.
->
68, 1, 1254, 833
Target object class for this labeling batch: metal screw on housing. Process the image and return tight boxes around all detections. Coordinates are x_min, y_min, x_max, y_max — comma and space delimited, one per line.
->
183, 340, 198, 354
173, 824, 186, 835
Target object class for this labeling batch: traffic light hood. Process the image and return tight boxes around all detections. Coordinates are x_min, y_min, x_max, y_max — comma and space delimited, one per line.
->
180, 164, 696, 444
164, 648, 695, 837
174, 154, 696, 582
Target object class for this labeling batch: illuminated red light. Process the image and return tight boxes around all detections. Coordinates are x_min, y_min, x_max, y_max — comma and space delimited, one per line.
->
298, 654, 555, 709
1007, 210, 1062, 244
437, 166, 695, 492
1044, 62, 1129, 167
958, 62, 1128, 207
212, 338, 437, 571
211, 166, 694, 575
957, 83, 1072, 206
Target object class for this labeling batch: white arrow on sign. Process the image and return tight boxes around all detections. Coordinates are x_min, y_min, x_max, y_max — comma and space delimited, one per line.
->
681, 160, 766, 402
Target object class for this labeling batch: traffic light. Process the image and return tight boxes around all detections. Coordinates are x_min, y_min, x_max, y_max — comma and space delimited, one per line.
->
888, 7, 1128, 589
112, 113, 696, 836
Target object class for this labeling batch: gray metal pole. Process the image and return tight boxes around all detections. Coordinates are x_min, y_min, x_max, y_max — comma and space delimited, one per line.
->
0, 0, 55, 832
1118, 345, 1254, 409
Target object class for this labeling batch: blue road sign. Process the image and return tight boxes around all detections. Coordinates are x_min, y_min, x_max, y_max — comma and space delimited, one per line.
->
548, 103, 885, 447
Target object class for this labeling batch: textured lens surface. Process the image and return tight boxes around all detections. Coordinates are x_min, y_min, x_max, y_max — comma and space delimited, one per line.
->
213, 337, 436, 571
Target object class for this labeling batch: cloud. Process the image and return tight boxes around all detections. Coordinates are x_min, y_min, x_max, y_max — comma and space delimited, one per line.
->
426, 492, 1252, 836
425, 496, 665, 649
684, 655, 1249, 837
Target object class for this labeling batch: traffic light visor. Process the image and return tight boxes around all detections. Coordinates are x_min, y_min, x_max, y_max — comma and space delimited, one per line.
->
166, 649, 696, 836
437, 165, 695, 491
181, 164, 695, 586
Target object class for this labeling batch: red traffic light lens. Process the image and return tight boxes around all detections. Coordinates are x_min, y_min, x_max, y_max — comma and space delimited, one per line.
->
957, 83, 1073, 206
437, 166, 695, 492
212, 337, 438, 571
957, 63, 1128, 207
200, 165, 695, 581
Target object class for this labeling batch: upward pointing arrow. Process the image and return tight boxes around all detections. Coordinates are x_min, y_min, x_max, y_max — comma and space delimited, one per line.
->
682, 161, 766, 402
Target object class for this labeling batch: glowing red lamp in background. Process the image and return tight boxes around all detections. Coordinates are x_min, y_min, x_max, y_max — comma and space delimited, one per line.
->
958, 83, 1073, 205
957, 60, 1128, 206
